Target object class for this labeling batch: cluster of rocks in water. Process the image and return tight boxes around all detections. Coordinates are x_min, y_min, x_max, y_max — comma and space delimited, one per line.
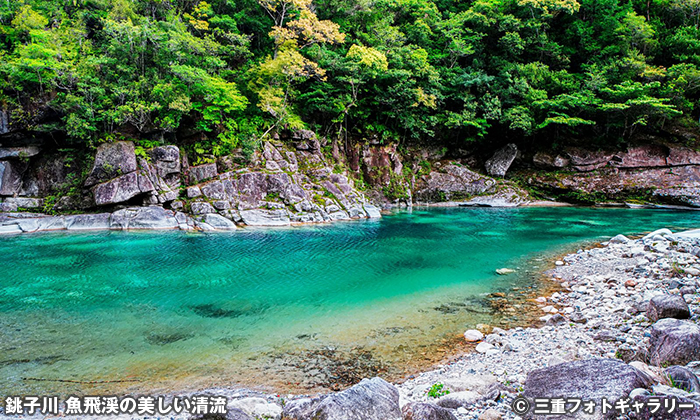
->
0, 135, 381, 233
174, 227, 700, 420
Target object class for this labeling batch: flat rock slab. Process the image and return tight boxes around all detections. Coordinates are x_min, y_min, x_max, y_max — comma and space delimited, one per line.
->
283, 377, 402, 420
650, 318, 700, 366
65, 213, 112, 231
239, 209, 290, 226
523, 358, 653, 419
647, 294, 691, 321
110, 207, 179, 230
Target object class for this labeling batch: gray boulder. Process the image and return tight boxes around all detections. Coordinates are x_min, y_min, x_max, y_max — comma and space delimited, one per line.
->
402, 402, 457, 420
149, 145, 181, 178
0, 160, 27, 196
84, 141, 138, 187
647, 295, 691, 321
93, 171, 155, 206
282, 377, 402, 420
665, 366, 700, 393
485, 143, 518, 177
189, 163, 218, 184
202, 213, 237, 230
650, 318, 700, 366
523, 358, 653, 419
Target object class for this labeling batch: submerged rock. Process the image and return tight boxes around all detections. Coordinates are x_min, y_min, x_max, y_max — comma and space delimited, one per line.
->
283, 377, 402, 420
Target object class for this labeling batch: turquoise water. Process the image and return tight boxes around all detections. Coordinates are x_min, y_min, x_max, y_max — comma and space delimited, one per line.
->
1, 207, 700, 396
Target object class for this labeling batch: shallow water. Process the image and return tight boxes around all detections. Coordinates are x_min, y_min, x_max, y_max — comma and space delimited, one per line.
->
1, 207, 699, 396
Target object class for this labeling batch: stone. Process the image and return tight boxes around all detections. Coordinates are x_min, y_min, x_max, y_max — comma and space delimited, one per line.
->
464, 330, 484, 342
435, 391, 481, 409
532, 152, 569, 169
64, 213, 112, 230
523, 359, 653, 419
187, 186, 202, 198
84, 141, 138, 187
149, 145, 181, 177
364, 204, 381, 218
479, 409, 502, 420
0, 146, 40, 159
110, 207, 179, 230
3, 197, 43, 209
413, 163, 496, 202
239, 209, 290, 226
650, 318, 700, 366
190, 201, 216, 215
228, 398, 282, 420
402, 402, 457, 420
475, 342, 495, 353
282, 377, 402, 420
564, 147, 614, 172
485, 143, 518, 177
189, 163, 218, 184
546, 313, 566, 326
647, 294, 691, 321
0, 160, 27, 196
496, 268, 515, 275
665, 366, 700, 393
202, 214, 237, 230
609, 234, 630, 244
93, 171, 155, 206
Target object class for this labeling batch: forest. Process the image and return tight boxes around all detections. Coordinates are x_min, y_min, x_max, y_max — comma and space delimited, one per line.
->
1, 0, 699, 158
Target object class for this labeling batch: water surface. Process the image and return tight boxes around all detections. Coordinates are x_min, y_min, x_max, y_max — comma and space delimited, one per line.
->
1, 207, 699, 396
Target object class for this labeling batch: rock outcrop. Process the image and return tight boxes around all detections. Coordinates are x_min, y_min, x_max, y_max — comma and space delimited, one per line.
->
402, 402, 457, 420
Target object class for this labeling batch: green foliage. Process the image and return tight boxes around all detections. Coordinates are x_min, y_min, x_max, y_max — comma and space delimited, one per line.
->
426, 383, 450, 398
0, 0, 698, 150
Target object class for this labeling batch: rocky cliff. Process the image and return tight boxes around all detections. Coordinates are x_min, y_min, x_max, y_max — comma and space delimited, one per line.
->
3, 131, 700, 233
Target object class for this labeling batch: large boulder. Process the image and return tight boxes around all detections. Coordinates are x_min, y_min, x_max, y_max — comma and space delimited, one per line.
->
647, 295, 691, 321
189, 163, 218, 184
282, 377, 402, 420
485, 143, 518, 177
93, 171, 155, 206
650, 319, 700, 366
414, 163, 496, 202
0, 146, 40, 160
84, 141, 138, 187
402, 402, 457, 420
149, 145, 181, 178
523, 359, 653, 419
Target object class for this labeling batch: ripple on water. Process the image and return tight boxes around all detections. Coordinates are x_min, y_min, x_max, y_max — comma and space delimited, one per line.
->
1, 207, 700, 396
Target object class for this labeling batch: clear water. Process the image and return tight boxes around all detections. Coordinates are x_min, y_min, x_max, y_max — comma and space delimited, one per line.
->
1, 207, 699, 396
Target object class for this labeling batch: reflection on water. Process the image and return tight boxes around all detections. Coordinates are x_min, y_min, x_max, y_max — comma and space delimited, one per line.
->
1, 207, 699, 396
